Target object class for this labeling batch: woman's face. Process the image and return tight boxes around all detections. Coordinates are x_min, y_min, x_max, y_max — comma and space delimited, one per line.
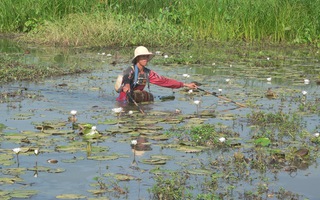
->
136, 55, 149, 67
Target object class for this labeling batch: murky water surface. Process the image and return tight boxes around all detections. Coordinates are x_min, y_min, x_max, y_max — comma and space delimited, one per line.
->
0, 39, 319, 199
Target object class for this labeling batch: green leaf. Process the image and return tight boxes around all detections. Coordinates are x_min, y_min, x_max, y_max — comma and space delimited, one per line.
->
254, 137, 271, 147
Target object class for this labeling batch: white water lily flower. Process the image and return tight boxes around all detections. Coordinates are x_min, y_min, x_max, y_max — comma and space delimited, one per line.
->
218, 89, 222, 92
188, 89, 193, 94
155, 51, 161, 55
101, 52, 106, 55
304, 79, 310, 84
87, 126, 97, 136
12, 147, 21, 154
314, 132, 320, 137
112, 107, 123, 113
131, 140, 137, 145
128, 110, 133, 115
164, 55, 169, 58
302, 91, 307, 95
218, 137, 226, 143
267, 57, 270, 60
183, 74, 190, 78
194, 100, 200, 105
225, 78, 230, 82
70, 110, 77, 115
267, 77, 272, 82
106, 53, 112, 57
34, 149, 39, 155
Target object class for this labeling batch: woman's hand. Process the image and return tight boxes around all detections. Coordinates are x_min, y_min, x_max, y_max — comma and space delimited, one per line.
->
122, 83, 131, 93
183, 82, 198, 89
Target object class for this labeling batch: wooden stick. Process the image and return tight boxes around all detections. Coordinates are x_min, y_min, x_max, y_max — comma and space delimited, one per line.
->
127, 92, 145, 114
197, 88, 246, 108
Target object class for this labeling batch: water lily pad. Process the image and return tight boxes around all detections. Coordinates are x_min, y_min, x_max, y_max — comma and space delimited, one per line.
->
140, 158, 167, 165
0, 191, 10, 200
9, 190, 38, 199
128, 131, 140, 137
0, 176, 24, 184
98, 119, 119, 125
83, 133, 102, 140
35, 120, 68, 129
254, 137, 271, 147
107, 127, 133, 134
0, 153, 15, 166
48, 168, 66, 173
89, 146, 109, 153
61, 156, 85, 163
184, 118, 207, 127
56, 194, 86, 199
137, 119, 159, 125
150, 154, 173, 160
138, 129, 161, 136
199, 110, 216, 117
2, 168, 27, 176
43, 129, 74, 135
11, 113, 34, 120
187, 168, 212, 175
176, 145, 206, 153
55, 141, 86, 152
27, 166, 51, 172
149, 134, 170, 141
114, 173, 141, 181
87, 154, 119, 161
2, 133, 28, 142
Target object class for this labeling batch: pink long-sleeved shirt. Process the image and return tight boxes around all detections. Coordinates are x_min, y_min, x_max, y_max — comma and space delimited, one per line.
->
116, 67, 183, 101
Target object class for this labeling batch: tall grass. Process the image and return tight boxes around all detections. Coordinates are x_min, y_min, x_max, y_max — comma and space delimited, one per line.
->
1, 0, 319, 46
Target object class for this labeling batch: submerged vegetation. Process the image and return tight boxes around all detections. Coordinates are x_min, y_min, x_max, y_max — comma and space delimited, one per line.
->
0, 53, 100, 83
0, 43, 319, 199
0, 0, 319, 46
0, 1, 319, 200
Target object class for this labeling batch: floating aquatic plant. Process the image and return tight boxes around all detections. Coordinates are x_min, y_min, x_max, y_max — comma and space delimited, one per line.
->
254, 137, 271, 147
131, 139, 137, 166
12, 147, 21, 167
193, 100, 200, 116
112, 107, 123, 127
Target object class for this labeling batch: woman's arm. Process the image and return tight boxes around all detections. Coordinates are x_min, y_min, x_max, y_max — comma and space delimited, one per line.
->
148, 70, 184, 89
122, 66, 134, 92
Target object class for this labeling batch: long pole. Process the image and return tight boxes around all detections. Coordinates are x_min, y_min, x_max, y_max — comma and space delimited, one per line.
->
127, 92, 145, 114
197, 88, 246, 108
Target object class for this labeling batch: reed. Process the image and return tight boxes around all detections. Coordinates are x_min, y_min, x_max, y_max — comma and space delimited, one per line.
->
1, 0, 319, 46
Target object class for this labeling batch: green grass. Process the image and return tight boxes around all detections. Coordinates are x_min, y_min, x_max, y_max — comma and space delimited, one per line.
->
1, 0, 319, 46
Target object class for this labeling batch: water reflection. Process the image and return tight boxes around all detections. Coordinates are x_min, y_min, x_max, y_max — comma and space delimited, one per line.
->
33, 161, 39, 178
0, 39, 319, 199
130, 137, 152, 166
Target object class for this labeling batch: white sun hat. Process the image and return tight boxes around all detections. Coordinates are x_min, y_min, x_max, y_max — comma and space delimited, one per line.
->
132, 46, 154, 64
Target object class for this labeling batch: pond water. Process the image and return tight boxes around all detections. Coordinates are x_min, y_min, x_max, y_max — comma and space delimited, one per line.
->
0, 39, 319, 200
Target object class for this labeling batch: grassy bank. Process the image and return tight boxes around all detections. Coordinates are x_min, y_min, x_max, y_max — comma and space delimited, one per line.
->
1, 0, 319, 46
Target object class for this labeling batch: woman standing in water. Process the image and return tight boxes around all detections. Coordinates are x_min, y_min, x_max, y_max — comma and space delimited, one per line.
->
116, 46, 197, 103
